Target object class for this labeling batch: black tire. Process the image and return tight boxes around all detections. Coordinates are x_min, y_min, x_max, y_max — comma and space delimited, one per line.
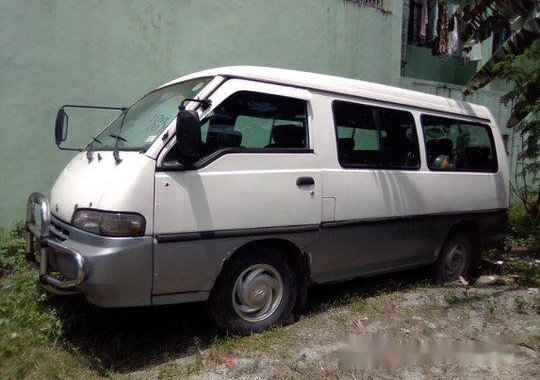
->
209, 246, 297, 335
433, 232, 472, 283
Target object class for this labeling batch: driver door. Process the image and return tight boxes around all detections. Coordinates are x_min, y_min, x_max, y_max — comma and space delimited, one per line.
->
152, 80, 322, 296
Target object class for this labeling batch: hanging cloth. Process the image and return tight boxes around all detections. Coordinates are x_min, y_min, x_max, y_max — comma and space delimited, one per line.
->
427, 0, 438, 42
402, 0, 410, 66
419, 0, 429, 43
432, 1, 450, 59
449, 18, 462, 57
469, 42, 482, 61
409, 0, 421, 44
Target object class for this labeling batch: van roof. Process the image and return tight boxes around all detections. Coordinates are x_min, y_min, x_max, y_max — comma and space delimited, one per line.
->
163, 66, 492, 121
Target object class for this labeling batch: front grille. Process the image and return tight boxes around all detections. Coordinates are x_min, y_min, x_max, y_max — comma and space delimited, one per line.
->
50, 219, 70, 238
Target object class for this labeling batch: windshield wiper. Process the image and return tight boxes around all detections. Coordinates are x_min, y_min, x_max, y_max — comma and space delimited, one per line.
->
110, 133, 127, 164
110, 108, 130, 165
86, 137, 103, 162
109, 133, 127, 142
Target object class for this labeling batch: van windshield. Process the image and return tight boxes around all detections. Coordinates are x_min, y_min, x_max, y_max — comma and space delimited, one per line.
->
91, 77, 213, 151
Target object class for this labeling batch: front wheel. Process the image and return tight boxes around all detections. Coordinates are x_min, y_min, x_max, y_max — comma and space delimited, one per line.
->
433, 232, 472, 283
209, 247, 297, 335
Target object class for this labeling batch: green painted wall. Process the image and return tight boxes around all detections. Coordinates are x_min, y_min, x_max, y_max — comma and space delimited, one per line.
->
402, 45, 479, 85
0, 0, 511, 227
0, 0, 404, 226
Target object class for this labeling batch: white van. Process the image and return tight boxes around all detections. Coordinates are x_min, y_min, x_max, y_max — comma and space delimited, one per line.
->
26, 66, 509, 334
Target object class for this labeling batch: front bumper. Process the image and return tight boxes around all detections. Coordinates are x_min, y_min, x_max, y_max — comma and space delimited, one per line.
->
25, 193, 153, 307
26, 193, 85, 295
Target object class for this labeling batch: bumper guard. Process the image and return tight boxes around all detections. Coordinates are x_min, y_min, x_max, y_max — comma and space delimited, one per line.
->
25, 193, 85, 295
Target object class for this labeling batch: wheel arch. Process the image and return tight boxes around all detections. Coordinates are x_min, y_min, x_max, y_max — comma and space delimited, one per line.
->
440, 219, 482, 268
211, 237, 311, 316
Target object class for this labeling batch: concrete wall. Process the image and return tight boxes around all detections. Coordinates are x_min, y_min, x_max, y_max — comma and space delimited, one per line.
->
0, 0, 511, 226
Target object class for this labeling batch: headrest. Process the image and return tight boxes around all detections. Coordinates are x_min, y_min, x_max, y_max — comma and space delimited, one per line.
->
426, 138, 453, 156
466, 146, 491, 156
271, 124, 304, 148
338, 138, 355, 152
206, 130, 243, 149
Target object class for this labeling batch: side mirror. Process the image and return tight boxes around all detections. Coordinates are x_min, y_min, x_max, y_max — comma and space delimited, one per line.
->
54, 108, 68, 146
176, 109, 201, 163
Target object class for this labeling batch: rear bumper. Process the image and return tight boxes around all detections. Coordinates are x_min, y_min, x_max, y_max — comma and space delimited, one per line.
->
25, 193, 153, 307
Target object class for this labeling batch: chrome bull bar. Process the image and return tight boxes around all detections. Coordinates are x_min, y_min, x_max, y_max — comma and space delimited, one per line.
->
25, 193, 85, 295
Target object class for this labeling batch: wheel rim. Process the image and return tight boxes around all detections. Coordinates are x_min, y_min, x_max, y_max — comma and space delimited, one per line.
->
444, 243, 467, 279
232, 264, 284, 322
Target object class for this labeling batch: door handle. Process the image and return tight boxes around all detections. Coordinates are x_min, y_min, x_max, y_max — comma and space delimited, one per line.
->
296, 176, 315, 187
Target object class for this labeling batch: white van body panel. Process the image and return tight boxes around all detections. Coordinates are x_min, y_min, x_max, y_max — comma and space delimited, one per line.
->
50, 151, 156, 234
154, 155, 321, 234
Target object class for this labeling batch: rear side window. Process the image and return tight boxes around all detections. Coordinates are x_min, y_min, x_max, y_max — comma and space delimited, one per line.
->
199, 91, 308, 154
333, 101, 420, 169
421, 115, 497, 172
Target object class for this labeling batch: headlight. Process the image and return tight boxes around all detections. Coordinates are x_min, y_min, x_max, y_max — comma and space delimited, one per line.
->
71, 209, 146, 237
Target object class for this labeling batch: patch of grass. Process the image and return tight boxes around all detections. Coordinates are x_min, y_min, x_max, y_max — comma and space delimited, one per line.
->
507, 203, 539, 250
504, 260, 540, 287
443, 290, 470, 306
0, 223, 67, 378
346, 295, 367, 314
207, 334, 240, 363
185, 351, 204, 376
334, 311, 349, 329
423, 293, 441, 310
485, 297, 502, 314
0, 223, 102, 379
527, 334, 540, 351
514, 295, 531, 313
206, 326, 288, 365
249, 325, 287, 351
233, 359, 260, 378
0, 221, 26, 272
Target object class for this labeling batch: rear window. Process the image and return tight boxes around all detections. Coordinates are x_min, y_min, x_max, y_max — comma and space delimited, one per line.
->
421, 115, 498, 172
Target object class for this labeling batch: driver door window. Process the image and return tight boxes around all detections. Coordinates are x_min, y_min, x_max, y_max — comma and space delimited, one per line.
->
199, 91, 308, 155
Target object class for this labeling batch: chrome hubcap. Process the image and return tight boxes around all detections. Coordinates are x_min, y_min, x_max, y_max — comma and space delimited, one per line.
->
444, 243, 467, 279
232, 264, 283, 322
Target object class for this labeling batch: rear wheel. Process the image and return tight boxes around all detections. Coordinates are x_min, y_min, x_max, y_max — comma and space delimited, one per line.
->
433, 232, 472, 283
209, 246, 297, 335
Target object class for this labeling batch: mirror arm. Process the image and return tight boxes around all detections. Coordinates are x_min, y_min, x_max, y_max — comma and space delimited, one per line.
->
180, 98, 212, 110
55, 105, 127, 152
60, 104, 127, 111
57, 146, 83, 152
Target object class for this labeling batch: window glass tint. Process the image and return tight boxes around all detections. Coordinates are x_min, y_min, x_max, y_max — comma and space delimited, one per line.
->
333, 101, 419, 168
198, 91, 307, 156
421, 115, 497, 172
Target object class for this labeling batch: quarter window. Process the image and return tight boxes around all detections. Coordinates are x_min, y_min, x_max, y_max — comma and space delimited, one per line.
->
333, 101, 420, 169
199, 91, 308, 155
421, 115, 497, 172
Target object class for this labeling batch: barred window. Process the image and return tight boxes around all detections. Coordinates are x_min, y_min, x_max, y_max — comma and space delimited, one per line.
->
346, 0, 385, 10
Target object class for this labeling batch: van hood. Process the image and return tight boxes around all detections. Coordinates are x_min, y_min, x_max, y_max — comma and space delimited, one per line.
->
50, 151, 156, 234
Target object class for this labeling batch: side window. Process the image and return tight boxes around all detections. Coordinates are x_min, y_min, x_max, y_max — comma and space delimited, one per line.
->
421, 115, 497, 172
199, 91, 308, 155
333, 101, 419, 169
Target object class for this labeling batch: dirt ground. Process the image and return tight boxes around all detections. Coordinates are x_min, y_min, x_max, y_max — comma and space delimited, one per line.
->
17, 265, 538, 380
